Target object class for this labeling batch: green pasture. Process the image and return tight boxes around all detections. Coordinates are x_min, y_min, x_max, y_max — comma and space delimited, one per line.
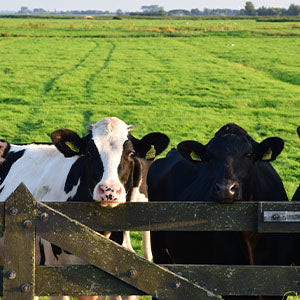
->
0, 17, 300, 299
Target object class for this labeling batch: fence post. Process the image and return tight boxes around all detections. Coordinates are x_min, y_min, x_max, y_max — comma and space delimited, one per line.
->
3, 183, 36, 300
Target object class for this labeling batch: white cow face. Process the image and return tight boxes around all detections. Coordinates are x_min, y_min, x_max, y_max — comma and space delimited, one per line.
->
51, 117, 170, 207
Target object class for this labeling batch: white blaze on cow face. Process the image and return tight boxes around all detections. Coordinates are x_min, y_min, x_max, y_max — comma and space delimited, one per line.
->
91, 117, 132, 206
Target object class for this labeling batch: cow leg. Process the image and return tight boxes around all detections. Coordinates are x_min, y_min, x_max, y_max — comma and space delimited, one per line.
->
142, 231, 152, 261
122, 231, 134, 252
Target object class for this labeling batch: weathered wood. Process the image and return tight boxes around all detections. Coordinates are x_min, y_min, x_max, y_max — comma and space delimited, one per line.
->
33, 264, 300, 297
36, 201, 220, 300
35, 265, 145, 296
3, 183, 36, 300
40, 201, 300, 232
2, 201, 300, 234
2, 184, 300, 299
39, 201, 259, 231
165, 265, 300, 296
0, 264, 299, 297
34, 264, 300, 297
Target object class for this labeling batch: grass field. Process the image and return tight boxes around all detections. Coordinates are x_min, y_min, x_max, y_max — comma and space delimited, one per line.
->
0, 16, 300, 299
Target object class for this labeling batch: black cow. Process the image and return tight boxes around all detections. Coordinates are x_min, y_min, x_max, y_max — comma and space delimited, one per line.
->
148, 123, 293, 300
291, 127, 300, 272
0, 117, 169, 300
292, 127, 300, 201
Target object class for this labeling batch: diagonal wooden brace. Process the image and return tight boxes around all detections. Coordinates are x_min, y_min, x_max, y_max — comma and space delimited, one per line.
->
36, 200, 221, 300
3, 183, 37, 300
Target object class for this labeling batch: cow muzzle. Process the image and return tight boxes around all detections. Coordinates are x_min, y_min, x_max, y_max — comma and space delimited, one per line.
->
212, 180, 240, 204
93, 183, 125, 207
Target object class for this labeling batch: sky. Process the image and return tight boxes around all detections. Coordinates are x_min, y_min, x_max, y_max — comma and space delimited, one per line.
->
1, 0, 300, 12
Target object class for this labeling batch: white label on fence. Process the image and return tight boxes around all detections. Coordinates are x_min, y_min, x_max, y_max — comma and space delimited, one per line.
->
264, 211, 300, 222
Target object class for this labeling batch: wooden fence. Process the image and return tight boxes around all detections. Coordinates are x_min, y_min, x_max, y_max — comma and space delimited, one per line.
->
1, 183, 300, 299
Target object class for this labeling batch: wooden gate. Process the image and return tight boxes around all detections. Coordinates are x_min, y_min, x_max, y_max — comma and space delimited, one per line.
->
1, 183, 300, 299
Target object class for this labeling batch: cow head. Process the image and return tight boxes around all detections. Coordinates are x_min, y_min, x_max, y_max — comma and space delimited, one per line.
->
177, 123, 284, 204
51, 117, 169, 207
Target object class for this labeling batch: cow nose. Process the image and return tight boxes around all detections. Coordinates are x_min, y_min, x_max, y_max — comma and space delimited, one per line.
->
215, 182, 239, 195
213, 180, 240, 202
97, 183, 122, 201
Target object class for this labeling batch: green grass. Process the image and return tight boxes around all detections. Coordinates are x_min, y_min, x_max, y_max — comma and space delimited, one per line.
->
1, 17, 300, 38
1, 17, 300, 299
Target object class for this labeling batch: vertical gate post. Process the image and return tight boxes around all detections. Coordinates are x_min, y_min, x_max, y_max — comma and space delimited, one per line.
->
3, 183, 36, 300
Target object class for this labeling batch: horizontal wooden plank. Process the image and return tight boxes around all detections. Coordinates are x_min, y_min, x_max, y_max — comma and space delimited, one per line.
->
2, 201, 300, 233
35, 265, 145, 296
40, 201, 259, 231
41, 201, 300, 232
0, 264, 299, 297
165, 264, 300, 296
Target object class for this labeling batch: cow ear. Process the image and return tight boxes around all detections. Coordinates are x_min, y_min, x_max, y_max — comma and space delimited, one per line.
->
0, 139, 10, 164
130, 133, 170, 160
51, 129, 83, 157
297, 126, 300, 138
177, 140, 207, 164
254, 137, 284, 162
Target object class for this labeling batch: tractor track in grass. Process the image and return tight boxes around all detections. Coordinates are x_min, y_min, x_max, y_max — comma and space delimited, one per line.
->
12, 40, 112, 141
43, 40, 100, 94
175, 38, 300, 89
84, 41, 116, 99
13, 40, 100, 141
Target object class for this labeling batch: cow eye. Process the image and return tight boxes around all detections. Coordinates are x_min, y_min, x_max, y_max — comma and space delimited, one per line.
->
245, 153, 253, 160
128, 151, 135, 158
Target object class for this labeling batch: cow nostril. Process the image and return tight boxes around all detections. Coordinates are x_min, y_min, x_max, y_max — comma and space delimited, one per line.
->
98, 185, 105, 194
229, 183, 239, 195
116, 187, 122, 195
215, 183, 221, 192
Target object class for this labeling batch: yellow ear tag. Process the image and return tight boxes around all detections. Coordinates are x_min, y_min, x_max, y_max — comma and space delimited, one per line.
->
65, 141, 80, 153
146, 145, 156, 160
190, 151, 202, 162
262, 148, 272, 161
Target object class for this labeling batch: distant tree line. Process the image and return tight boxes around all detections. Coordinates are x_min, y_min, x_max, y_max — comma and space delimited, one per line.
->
131, 3, 300, 17
18, 6, 113, 15
16, 2, 300, 17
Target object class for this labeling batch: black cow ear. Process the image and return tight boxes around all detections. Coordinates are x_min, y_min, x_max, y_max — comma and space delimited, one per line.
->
297, 126, 300, 138
131, 132, 170, 160
177, 140, 207, 164
0, 139, 10, 163
51, 129, 82, 157
254, 137, 284, 162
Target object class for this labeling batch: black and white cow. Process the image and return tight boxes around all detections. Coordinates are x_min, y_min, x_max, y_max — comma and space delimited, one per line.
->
0, 117, 169, 300
148, 123, 293, 300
